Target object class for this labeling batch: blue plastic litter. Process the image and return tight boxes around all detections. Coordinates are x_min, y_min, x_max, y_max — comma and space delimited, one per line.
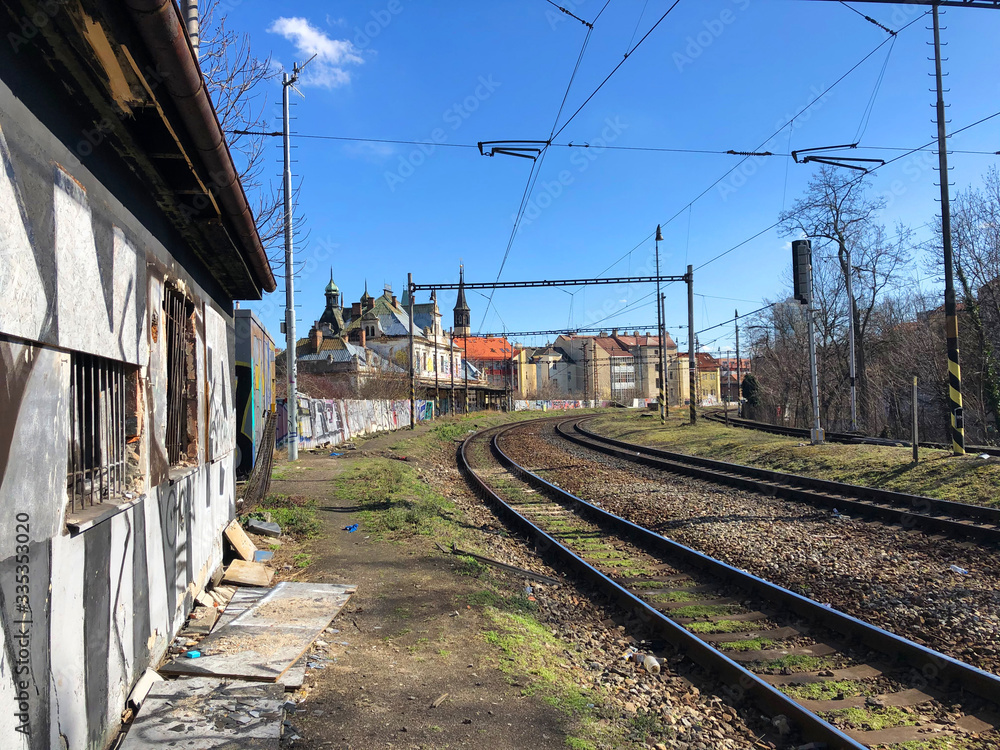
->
184, 651, 201, 659
343, 524, 358, 533
329, 452, 343, 457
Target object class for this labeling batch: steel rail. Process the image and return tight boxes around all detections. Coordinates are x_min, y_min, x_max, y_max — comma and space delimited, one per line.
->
466, 417, 1000, 733
562, 417, 1000, 543
458, 420, 867, 750
704, 411, 1000, 457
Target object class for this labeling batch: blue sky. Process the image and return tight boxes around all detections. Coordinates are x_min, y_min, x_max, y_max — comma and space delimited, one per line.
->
231, 0, 1000, 355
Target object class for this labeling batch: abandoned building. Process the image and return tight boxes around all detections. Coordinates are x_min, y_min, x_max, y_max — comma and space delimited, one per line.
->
0, 1, 275, 748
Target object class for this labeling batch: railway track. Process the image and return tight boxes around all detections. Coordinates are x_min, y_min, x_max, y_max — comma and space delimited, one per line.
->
556, 417, 1000, 545
460, 417, 1000, 750
703, 410, 1000, 458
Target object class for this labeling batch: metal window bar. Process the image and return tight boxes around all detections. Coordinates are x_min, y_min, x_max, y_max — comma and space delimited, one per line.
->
165, 288, 188, 464
68, 352, 126, 513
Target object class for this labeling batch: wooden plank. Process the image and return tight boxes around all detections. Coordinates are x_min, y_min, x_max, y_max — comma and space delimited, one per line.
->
186, 606, 220, 635
224, 520, 258, 562
222, 560, 273, 588
159, 582, 356, 682
119, 677, 284, 749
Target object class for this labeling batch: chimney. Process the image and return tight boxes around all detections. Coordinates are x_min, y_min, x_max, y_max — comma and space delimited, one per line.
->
352, 301, 362, 317
391, 295, 397, 307
360, 328, 366, 348
311, 323, 322, 352
633, 330, 639, 337
611, 328, 618, 336
366, 297, 375, 311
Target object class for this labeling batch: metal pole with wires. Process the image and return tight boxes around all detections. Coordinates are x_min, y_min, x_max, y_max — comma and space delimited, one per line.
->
408, 273, 416, 430
655, 225, 667, 423
932, 4, 965, 454
687, 265, 696, 425
282, 69, 298, 461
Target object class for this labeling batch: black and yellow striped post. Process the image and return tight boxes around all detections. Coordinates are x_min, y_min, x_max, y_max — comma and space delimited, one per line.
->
933, 5, 964, 455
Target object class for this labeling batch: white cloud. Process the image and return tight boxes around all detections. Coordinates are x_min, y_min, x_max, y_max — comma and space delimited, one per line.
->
267, 17, 362, 88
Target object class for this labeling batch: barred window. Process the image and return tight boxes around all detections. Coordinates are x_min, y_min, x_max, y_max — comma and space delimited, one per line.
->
68, 353, 137, 513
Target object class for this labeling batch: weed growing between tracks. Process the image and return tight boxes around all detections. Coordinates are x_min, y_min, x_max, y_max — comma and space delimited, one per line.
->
590, 412, 1000, 507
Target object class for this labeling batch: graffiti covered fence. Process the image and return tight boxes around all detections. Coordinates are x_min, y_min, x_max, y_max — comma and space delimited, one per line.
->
276, 397, 432, 449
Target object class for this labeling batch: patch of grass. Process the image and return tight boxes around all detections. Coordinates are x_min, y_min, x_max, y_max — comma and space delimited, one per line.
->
782, 680, 869, 701
671, 604, 742, 619
270, 466, 289, 481
718, 637, 774, 652
292, 552, 312, 569
564, 738, 596, 750
685, 619, 754, 634
646, 590, 701, 603
244, 494, 320, 538
758, 654, 837, 672
825, 705, 916, 732
465, 588, 538, 614
481, 607, 627, 748
588, 412, 1000, 508
335, 459, 457, 539
455, 555, 489, 577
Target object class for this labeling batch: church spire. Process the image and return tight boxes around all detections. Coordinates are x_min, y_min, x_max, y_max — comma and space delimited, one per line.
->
454, 263, 470, 337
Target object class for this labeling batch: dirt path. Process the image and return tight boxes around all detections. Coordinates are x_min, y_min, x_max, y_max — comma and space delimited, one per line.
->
270, 449, 569, 750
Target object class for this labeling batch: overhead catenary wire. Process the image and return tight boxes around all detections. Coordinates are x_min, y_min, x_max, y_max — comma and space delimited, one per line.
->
592, 10, 932, 281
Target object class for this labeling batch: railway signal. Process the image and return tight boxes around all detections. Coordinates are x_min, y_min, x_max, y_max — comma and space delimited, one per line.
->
792, 240, 824, 445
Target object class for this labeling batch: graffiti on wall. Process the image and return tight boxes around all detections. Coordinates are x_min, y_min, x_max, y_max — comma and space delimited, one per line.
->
275, 397, 429, 450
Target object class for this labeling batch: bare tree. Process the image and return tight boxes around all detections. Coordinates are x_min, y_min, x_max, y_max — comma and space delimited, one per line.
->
944, 167, 1000, 440
199, 1, 301, 256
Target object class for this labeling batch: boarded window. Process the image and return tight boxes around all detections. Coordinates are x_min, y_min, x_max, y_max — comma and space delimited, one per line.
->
67, 353, 138, 512
164, 286, 196, 465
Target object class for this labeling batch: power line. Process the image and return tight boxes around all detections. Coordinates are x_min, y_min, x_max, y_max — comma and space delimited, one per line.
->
552, 0, 683, 142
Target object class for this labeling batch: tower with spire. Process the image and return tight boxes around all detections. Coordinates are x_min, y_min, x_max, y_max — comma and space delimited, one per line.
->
453, 264, 470, 337
318, 268, 345, 336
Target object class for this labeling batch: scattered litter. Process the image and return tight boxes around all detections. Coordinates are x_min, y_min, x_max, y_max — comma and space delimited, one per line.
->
431, 693, 449, 708
246, 518, 282, 538
949, 565, 971, 575
979, 453, 991, 460
253, 550, 275, 563
343, 524, 359, 533
184, 650, 201, 658
329, 452, 343, 457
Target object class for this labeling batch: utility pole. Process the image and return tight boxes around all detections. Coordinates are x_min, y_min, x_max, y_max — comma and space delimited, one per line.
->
433, 298, 439, 419
845, 247, 859, 433
735, 310, 742, 417
655, 225, 667, 423
408, 273, 415, 430
912, 376, 920, 464
282, 68, 298, 461
686, 265, 696, 425
933, 4, 965, 455
660, 293, 668, 418
449, 328, 455, 415
463, 335, 469, 414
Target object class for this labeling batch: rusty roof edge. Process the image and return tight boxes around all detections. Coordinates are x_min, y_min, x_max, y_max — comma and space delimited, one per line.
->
123, 0, 276, 297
